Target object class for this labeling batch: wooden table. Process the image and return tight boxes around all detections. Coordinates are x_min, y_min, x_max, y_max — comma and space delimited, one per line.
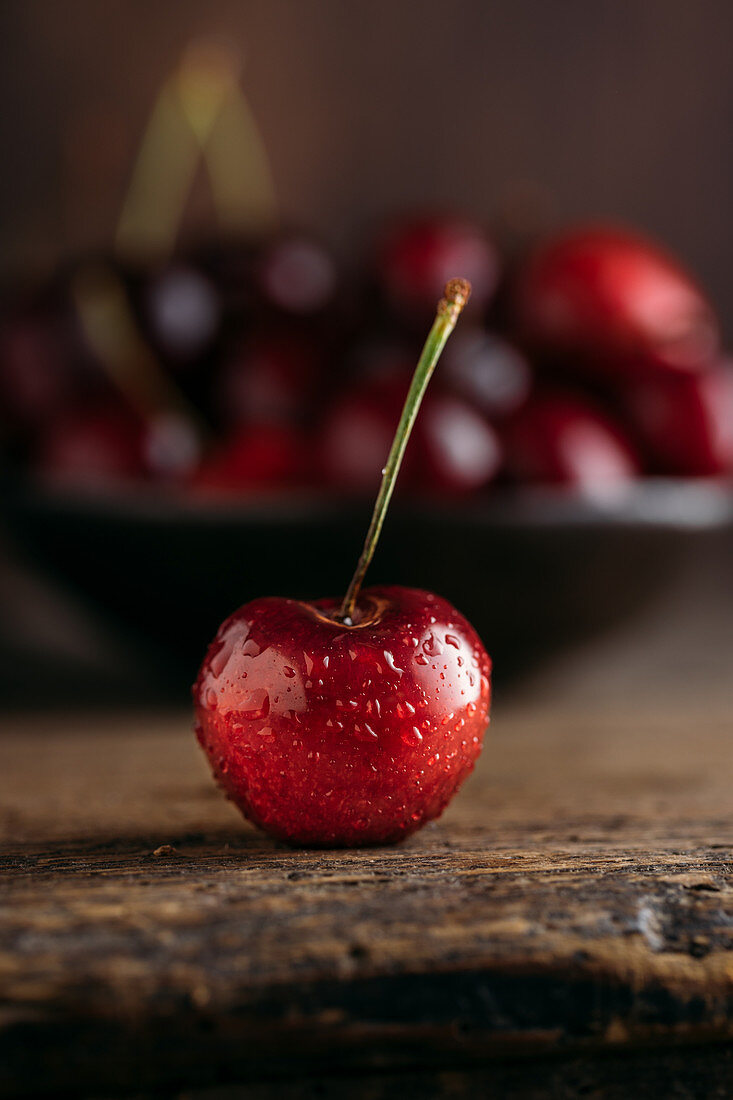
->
2, 666, 733, 1099
1, 551, 732, 1098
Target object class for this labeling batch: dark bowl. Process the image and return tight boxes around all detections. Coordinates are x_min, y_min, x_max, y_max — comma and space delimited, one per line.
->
4, 478, 732, 689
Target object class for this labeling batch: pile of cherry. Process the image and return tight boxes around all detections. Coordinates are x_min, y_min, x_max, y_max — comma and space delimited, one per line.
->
2, 216, 732, 500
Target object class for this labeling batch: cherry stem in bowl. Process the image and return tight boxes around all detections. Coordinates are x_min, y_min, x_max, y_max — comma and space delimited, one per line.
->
338, 277, 471, 624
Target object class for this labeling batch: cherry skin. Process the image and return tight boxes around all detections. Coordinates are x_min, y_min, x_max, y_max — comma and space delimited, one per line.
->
376, 215, 500, 323
502, 392, 641, 495
515, 226, 719, 378
622, 366, 733, 476
194, 586, 491, 846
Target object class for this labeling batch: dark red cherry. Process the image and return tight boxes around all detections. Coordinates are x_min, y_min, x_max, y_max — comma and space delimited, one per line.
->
33, 403, 147, 487
194, 585, 491, 846
215, 330, 324, 428
502, 392, 641, 494
190, 423, 308, 495
376, 215, 500, 322
622, 366, 733, 476
0, 303, 80, 432
515, 226, 719, 378
257, 234, 337, 317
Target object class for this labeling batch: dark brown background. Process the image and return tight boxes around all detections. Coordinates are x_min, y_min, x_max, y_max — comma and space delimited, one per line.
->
1, 0, 732, 331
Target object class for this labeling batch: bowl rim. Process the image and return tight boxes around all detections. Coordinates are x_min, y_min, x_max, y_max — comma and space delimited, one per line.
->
4, 475, 733, 531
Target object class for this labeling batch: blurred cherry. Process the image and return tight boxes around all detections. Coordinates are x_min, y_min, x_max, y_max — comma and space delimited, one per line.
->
376, 215, 500, 323
0, 301, 80, 432
216, 329, 324, 428
440, 327, 532, 419
142, 262, 221, 366
320, 375, 501, 497
191, 423, 309, 495
502, 392, 641, 496
623, 366, 733, 477
516, 226, 719, 378
257, 234, 337, 317
144, 411, 203, 481
418, 391, 502, 493
34, 403, 146, 487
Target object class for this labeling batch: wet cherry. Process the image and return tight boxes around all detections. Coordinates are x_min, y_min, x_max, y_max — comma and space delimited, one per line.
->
194, 587, 490, 845
194, 279, 492, 845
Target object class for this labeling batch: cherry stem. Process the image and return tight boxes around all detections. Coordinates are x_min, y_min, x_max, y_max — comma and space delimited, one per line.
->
338, 278, 471, 623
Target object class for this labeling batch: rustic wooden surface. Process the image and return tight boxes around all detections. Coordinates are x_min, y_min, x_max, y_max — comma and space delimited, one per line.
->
2, 632, 733, 1100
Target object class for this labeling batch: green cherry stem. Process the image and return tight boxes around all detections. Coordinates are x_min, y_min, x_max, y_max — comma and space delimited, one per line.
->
338, 277, 471, 624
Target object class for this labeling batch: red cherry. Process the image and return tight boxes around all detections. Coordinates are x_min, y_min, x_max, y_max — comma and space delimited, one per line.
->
194, 586, 491, 846
439, 327, 533, 419
0, 305, 79, 431
320, 376, 501, 497
34, 404, 147, 487
417, 391, 502, 494
318, 379, 399, 495
622, 366, 733, 476
516, 226, 719, 378
376, 216, 500, 322
191, 423, 308, 494
257, 234, 337, 317
502, 392, 641, 494
144, 411, 202, 482
216, 330, 324, 428
143, 262, 221, 365
194, 278, 488, 846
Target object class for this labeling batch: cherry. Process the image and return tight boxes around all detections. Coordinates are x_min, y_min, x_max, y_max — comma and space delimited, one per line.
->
34, 403, 147, 487
515, 226, 720, 378
0, 297, 83, 433
190, 423, 309, 495
194, 279, 492, 846
34, 401, 202, 488
142, 261, 221, 367
502, 392, 641, 495
194, 586, 490, 845
257, 233, 337, 318
319, 375, 501, 497
439, 326, 533, 419
376, 215, 500, 323
622, 366, 733, 476
215, 329, 324, 429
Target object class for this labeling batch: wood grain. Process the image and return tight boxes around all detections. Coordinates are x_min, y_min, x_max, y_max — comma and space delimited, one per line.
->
2, 697, 733, 1096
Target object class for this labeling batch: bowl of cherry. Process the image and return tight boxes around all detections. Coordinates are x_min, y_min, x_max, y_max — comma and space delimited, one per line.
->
3, 215, 732, 686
